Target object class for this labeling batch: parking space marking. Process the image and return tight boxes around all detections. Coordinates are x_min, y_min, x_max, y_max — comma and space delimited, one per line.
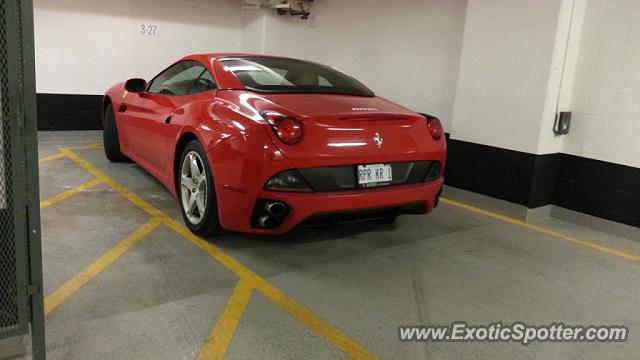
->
60, 148, 167, 219
440, 197, 640, 264
67, 143, 104, 150
39, 178, 104, 209
38, 152, 66, 164
168, 219, 380, 360
44, 218, 162, 314
198, 278, 256, 360
38, 146, 377, 359
253, 275, 377, 360
37, 144, 103, 165
63, 147, 379, 360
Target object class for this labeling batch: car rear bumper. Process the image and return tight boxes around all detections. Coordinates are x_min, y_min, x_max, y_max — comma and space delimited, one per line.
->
220, 177, 444, 235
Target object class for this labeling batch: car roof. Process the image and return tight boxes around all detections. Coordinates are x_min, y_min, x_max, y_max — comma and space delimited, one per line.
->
181, 53, 290, 62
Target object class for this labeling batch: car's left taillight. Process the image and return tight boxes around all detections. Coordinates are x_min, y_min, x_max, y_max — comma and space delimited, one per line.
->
262, 112, 303, 145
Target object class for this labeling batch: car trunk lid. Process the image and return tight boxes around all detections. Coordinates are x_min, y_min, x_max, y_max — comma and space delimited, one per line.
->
257, 93, 442, 168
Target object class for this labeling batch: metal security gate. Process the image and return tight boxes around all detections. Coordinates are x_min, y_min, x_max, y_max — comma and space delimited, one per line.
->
0, 0, 45, 358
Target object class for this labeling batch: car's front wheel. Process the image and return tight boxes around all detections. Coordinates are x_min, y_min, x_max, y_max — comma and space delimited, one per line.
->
178, 140, 223, 236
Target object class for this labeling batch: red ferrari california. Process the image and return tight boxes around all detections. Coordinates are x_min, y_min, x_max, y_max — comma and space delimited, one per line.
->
103, 53, 446, 235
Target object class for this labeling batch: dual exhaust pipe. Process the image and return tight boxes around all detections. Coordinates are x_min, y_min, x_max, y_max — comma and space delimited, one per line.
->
258, 201, 287, 229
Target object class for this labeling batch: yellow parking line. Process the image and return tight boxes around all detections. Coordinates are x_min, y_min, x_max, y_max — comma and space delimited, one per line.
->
59, 147, 378, 360
37, 144, 102, 164
60, 148, 167, 219
166, 219, 379, 360
254, 278, 378, 360
44, 218, 162, 314
165, 220, 261, 280
67, 143, 104, 150
198, 279, 256, 360
440, 197, 640, 264
38, 152, 66, 164
40, 178, 103, 209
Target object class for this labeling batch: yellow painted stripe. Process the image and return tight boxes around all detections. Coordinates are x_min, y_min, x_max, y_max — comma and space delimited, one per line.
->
38, 152, 66, 164
60, 148, 167, 219
62, 147, 379, 359
165, 219, 379, 360
59, 148, 108, 180
165, 219, 262, 280
254, 279, 379, 360
40, 178, 103, 209
440, 197, 640, 263
67, 143, 104, 150
198, 279, 255, 360
44, 218, 161, 314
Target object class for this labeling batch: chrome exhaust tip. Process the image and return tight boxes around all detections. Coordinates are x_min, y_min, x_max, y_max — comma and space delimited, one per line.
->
265, 202, 287, 217
258, 215, 280, 229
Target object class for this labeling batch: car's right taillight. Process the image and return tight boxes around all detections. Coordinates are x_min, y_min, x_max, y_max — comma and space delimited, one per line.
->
262, 112, 303, 145
426, 116, 443, 140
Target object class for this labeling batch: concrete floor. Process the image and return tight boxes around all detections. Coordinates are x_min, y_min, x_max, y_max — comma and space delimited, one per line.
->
2, 130, 639, 359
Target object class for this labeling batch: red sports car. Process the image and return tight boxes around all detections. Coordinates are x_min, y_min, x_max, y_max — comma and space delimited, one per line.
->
103, 53, 446, 235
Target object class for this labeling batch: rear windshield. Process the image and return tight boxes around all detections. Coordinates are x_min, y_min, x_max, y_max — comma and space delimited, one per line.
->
220, 57, 374, 97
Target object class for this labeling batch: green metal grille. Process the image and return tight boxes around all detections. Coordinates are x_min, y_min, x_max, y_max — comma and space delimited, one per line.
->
0, 2, 44, 355
0, 0, 20, 334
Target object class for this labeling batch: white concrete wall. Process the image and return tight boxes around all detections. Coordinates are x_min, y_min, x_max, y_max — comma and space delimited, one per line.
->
34, 0, 243, 95
34, 0, 467, 132
35, 0, 640, 170
450, 0, 567, 154
564, 0, 640, 167
241, 0, 468, 132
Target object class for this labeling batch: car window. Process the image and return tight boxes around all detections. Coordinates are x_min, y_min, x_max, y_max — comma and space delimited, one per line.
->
200, 70, 215, 83
147, 60, 217, 96
220, 57, 374, 96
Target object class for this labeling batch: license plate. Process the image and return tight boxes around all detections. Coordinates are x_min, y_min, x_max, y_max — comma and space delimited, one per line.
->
357, 163, 392, 187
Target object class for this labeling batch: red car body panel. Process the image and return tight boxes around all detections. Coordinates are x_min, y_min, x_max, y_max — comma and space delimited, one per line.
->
104, 53, 447, 234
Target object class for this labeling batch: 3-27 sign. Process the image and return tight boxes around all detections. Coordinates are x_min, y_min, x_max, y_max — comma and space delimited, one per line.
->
140, 24, 158, 36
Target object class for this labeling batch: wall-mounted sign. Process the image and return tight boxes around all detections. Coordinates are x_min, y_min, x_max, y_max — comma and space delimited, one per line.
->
140, 24, 158, 36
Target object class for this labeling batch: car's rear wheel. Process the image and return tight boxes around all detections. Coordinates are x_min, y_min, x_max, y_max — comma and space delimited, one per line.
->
178, 140, 223, 236
103, 104, 129, 162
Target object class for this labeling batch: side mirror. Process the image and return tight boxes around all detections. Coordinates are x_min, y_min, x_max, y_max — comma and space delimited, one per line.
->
125, 78, 147, 93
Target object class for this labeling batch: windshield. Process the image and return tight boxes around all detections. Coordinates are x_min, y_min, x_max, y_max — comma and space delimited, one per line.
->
220, 57, 374, 97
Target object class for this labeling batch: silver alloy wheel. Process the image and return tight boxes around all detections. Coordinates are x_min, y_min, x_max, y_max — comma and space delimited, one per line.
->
180, 151, 208, 225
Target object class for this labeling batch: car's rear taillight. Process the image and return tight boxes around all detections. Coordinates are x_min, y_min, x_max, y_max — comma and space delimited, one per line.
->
262, 112, 303, 145
423, 114, 443, 140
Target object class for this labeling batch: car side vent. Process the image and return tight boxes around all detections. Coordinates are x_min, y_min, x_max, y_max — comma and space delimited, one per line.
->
118, 104, 127, 113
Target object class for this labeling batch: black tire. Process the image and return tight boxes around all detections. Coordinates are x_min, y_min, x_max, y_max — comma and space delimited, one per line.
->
103, 104, 129, 162
178, 140, 223, 236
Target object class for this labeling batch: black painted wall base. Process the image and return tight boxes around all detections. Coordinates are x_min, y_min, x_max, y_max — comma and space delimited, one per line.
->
37, 93, 102, 130
445, 136, 640, 229
445, 137, 560, 208
555, 154, 640, 228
